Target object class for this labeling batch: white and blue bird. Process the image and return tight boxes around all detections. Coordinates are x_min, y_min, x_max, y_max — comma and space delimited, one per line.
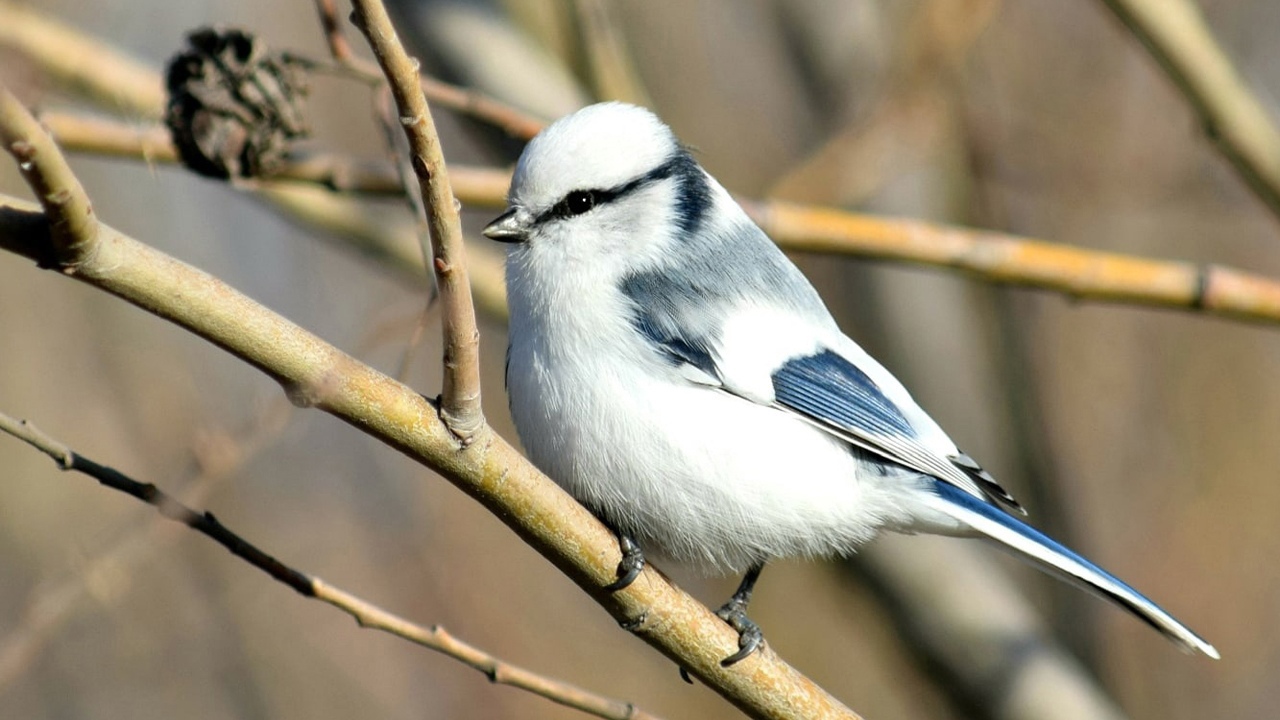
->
484, 102, 1218, 664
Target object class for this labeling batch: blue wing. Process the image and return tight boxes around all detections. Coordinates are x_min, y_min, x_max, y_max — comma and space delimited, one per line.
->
771, 350, 917, 438
771, 350, 1022, 511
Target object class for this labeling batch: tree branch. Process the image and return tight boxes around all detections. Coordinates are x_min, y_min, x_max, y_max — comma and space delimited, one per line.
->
348, 0, 483, 442
744, 199, 1280, 325
1098, 0, 1280, 225
0, 5, 165, 119
0, 412, 658, 720
0, 88, 98, 265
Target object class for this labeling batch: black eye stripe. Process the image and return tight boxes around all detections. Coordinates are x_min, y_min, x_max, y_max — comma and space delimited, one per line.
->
535, 149, 697, 226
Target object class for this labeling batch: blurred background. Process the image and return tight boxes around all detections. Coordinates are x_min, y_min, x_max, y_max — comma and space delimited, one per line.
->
1, 0, 1277, 718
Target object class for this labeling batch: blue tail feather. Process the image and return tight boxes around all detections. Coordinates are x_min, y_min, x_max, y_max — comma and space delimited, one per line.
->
928, 481, 1218, 659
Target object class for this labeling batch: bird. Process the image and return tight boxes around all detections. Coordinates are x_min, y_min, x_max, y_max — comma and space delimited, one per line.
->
483, 101, 1219, 664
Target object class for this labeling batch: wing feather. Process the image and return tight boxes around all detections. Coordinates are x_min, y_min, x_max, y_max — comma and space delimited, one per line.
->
770, 350, 1022, 511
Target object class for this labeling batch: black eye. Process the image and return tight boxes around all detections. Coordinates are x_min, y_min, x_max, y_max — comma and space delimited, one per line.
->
564, 190, 596, 216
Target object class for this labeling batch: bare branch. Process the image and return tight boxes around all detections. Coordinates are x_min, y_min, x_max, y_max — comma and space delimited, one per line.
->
349, 0, 483, 442
0, 412, 659, 720
0, 401, 293, 692
1098, 0, 1280, 225
0, 86, 98, 266
313, 0, 358, 64
744, 199, 1280, 326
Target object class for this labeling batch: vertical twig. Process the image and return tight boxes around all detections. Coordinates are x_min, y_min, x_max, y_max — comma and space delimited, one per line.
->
313, 0, 357, 63
347, 0, 484, 442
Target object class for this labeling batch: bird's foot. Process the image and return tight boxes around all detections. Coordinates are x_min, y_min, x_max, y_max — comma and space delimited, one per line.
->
715, 597, 764, 666
603, 532, 645, 592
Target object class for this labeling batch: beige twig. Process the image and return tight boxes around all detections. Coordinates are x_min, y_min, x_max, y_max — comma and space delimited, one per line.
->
0, 411, 657, 720
745, 199, 1280, 326
349, 0, 483, 443
0, 401, 294, 692
1098, 0, 1280, 224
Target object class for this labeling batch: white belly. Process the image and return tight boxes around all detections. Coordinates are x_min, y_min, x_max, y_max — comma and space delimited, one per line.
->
507, 329, 914, 573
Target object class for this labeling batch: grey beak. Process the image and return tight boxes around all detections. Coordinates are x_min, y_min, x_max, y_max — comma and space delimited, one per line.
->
483, 207, 529, 243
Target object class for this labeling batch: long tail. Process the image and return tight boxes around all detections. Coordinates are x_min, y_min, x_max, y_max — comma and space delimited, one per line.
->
921, 481, 1219, 659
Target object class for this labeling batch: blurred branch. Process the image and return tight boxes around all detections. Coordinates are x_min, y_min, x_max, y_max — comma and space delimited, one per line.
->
0, 5, 165, 119
1098, 0, 1280, 225
569, 0, 653, 106
0, 412, 658, 720
855, 538, 1127, 720
0, 4, 541, 142
36, 111, 512, 319
0, 86, 860, 719
746, 200, 1280, 326
42, 110, 1280, 330
313, 0, 359, 64
39, 111, 509, 203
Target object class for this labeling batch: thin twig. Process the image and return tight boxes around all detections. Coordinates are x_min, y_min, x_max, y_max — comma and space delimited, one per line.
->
313, 0, 357, 63
371, 85, 436, 279
349, 0, 483, 443
0, 412, 656, 720
0, 400, 294, 692
301, 0, 545, 140
1098, 0, 1280, 225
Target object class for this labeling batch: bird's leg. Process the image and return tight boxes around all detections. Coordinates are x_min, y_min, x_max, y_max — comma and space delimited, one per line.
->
603, 529, 645, 592
716, 564, 765, 666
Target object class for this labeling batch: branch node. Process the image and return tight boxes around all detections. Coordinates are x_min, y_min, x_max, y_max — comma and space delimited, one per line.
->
1192, 264, 1214, 309
10, 139, 35, 162
411, 153, 430, 178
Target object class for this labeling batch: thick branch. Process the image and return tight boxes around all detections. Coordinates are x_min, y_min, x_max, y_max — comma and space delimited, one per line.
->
0, 412, 657, 720
1098, 0, 1280, 224
349, 0, 483, 442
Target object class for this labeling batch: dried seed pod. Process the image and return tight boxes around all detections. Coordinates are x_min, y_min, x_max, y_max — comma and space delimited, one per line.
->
164, 27, 309, 179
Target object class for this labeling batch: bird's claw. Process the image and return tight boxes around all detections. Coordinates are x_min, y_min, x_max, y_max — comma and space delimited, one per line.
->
716, 599, 764, 666
604, 532, 645, 592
